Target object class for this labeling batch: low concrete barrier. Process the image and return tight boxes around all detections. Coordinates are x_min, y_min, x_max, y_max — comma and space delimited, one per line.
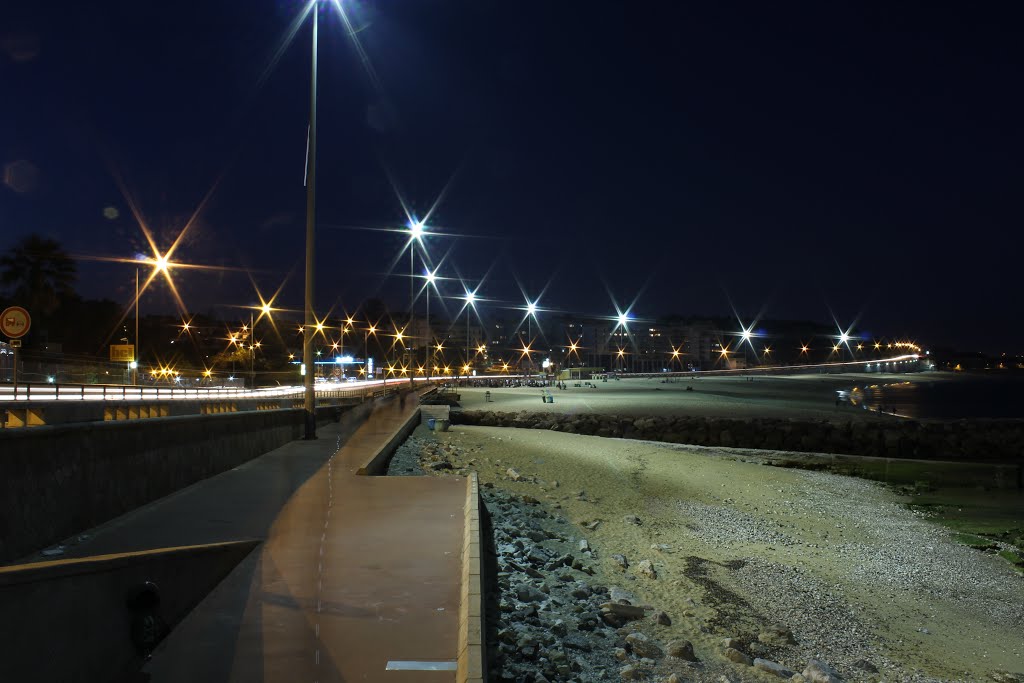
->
0, 540, 258, 683
457, 473, 485, 683
355, 388, 437, 476
1, 395, 362, 429
0, 405, 348, 563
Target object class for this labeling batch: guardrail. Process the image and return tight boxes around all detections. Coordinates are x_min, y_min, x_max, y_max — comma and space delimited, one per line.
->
1, 379, 436, 428
0, 377, 437, 403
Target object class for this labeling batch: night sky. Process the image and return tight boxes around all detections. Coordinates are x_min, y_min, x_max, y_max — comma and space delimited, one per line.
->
2, 1, 1021, 353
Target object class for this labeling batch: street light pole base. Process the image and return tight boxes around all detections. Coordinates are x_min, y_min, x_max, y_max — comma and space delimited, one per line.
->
304, 412, 317, 440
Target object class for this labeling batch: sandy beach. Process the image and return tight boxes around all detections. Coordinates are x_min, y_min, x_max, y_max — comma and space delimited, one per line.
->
454, 373, 936, 421
409, 422, 1024, 682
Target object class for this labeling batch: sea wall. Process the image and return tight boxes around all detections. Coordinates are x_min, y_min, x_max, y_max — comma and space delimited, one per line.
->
452, 411, 1024, 465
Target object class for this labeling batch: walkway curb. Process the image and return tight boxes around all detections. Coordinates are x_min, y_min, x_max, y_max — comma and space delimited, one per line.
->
458, 472, 485, 683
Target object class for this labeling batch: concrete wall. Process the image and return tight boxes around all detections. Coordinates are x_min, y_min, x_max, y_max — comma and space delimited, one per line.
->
0, 406, 346, 563
1, 395, 360, 428
0, 541, 258, 683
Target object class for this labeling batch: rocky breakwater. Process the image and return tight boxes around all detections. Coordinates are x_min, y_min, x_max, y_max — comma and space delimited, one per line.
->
452, 411, 1024, 464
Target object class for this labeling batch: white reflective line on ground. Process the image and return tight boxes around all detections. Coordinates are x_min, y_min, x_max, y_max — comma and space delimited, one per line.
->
385, 661, 458, 671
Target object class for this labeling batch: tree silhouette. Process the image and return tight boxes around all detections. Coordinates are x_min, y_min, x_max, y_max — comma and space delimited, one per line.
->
0, 235, 77, 316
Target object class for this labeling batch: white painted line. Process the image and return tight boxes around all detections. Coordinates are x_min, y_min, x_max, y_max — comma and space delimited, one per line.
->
385, 661, 458, 671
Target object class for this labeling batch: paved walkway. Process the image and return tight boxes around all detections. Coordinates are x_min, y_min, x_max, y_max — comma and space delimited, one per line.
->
57, 393, 467, 682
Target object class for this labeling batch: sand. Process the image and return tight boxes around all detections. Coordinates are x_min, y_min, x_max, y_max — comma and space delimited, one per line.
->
454, 373, 929, 421
429, 424, 1024, 682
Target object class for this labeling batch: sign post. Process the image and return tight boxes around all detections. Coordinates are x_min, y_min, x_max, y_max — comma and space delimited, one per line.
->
2, 306, 32, 397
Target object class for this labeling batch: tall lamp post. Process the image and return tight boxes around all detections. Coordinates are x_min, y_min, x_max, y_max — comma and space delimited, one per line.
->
464, 290, 475, 379
424, 269, 436, 377
134, 266, 139, 385
364, 324, 377, 379
302, 4, 319, 439
408, 221, 424, 360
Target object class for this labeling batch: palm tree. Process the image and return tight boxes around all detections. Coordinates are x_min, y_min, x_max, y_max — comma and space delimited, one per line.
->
0, 235, 77, 316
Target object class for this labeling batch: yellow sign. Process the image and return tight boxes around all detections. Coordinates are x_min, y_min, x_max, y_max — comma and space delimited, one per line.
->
110, 344, 135, 362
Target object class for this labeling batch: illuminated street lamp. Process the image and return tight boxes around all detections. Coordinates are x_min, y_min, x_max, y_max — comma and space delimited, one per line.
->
299, 1, 322, 439
408, 220, 426, 349
424, 268, 437, 376
464, 290, 476, 378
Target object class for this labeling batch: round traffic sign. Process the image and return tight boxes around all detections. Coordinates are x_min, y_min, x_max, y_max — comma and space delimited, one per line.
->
1, 306, 31, 339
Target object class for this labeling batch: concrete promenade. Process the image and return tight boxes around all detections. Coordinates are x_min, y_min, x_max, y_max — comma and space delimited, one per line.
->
51, 392, 468, 682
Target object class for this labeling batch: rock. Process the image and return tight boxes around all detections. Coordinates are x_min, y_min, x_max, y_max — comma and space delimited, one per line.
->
506, 467, 522, 481
724, 648, 753, 666
754, 658, 795, 678
625, 632, 663, 659
852, 660, 878, 674
619, 664, 647, 680
636, 559, 657, 579
652, 610, 671, 626
586, 520, 601, 530
610, 587, 637, 603
623, 514, 642, 525
666, 639, 696, 661
579, 539, 590, 552
721, 638, 741, 650
427, 460, 453, 470
614, 647, 628, 661
515, 584, 547, 603
803, 659, 842, 683
791, 676, 808, 683
601, 602, 646, 620
650, 543, 671, 553
665, 675, 682, 683
612, 554, 629, 570
758, 625, 796, 646
570, 586, 592, 600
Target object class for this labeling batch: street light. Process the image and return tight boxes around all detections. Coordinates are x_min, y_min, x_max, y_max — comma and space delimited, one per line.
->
424, 268, 437, 376
407, 220, 425, 363
299, 1, 322, 439
364, 324, 377, 377
464, 290, 476, 378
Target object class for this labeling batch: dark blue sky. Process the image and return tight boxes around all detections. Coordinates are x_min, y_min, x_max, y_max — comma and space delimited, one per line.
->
2, 1, 1021, 353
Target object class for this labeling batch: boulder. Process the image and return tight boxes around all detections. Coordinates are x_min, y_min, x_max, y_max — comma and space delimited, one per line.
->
803, 659, 843, 683
666, 639, 696, 661
619, 664, 647, 680
625, 632, 664, 660
601, 602, 646, 620
637, 559, 657, 579
753, 658, 794, 678
652, 610, 671, 626
515, 584, 546, 603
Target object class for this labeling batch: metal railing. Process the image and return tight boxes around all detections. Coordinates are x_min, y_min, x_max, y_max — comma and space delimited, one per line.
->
0, 377, 437, 403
